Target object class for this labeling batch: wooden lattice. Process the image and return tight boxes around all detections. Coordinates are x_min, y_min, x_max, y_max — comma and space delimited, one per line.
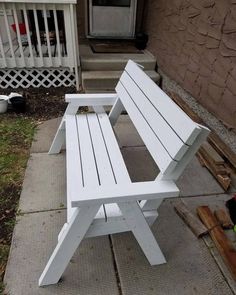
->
0, 68, 76, 89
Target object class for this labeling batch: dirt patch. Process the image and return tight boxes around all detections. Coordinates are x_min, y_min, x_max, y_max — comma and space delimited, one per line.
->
1, 86, 76, 121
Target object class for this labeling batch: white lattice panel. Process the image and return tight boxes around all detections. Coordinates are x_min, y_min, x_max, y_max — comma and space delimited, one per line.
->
0, 68, 76, 89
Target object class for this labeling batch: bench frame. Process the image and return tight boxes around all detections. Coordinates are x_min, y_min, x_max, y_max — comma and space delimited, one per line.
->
39, 61, 210, 287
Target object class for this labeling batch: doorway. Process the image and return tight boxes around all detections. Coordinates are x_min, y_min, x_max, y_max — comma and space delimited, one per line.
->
88, 0, 137, 38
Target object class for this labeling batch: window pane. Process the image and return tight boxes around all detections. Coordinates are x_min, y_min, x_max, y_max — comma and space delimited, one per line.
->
92, 0, 131, 7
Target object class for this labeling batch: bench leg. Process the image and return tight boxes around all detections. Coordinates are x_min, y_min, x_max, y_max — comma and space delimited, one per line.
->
118, 201, 166, 266
49, 104, 80, 154
38, 205, 100, 286
49, 119, 65, 154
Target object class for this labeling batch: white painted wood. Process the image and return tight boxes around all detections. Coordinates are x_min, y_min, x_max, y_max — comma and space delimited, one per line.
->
70, 4, 79, 89
97, 112, 131, 183
76, 114, 99, 188
65, 115, 83, 222
33, 6, 43, 66
49, 104, 79, 154
12, 4, 25, 66
53, 6, 62, 65
2, 3, 16, 66
38, 205, 100, 286
48, 119, 65, 154
118, 201, 166, 265
116, 82, 177, 174
71, 180, 179, 206
43, 5, 52, 66
22, 4, 34, 66
0, 33, 6, 67
124, 60, 201, 145
86, 208, 158, 238
87, 113, 116, 185
65, 93, 117, 105
120, 72, 189, 161
109, 97, 124, 126
40, 61, 211, 287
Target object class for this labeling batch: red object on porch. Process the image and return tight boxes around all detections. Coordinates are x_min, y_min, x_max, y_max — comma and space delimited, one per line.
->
11, 23, 27, 35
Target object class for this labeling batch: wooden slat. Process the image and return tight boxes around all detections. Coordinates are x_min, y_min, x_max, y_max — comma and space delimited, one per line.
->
65, 115, 83, 221
53, 7, 62, 65
3, 4, 16, 66
65, 93, 117, 105
97, 112, 131, 184
120, 72, 189, 161
33, 6, 43, 64
201, 142, 224, 164
76, 114, 99, 188
124, 60, 200, 145
66, 115, 105, 222
12, 4, 25, 65
214, 209, 233, 229
71, 180, 179, 206
208, 132, 236, 170
116, 82, 177, 174
197, 206, 236, 280
87, 113, 116, 185
0, 32, 6, 66
43, 5, 52, 65
174, 200, 208, 238
23, 4, 34, 65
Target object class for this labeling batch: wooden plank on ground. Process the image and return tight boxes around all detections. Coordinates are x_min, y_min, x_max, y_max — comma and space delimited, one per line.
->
214, 209, 233, 229
197, 206, 236, 280
197, 150, 231, 191
174, 201, 208, 237
201, 142, 224, 164
208, 132, 236, 170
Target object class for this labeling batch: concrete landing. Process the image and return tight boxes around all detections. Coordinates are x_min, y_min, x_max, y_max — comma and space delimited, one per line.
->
4, 115, 235, 295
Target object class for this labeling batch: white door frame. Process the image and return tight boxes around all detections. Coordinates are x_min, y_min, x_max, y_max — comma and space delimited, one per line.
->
87, 0, 137, 38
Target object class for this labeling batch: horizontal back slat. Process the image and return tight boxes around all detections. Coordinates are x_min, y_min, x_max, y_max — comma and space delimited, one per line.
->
123, 60, 201, 145
116, 82, 177, 174
120, 72, 189, 161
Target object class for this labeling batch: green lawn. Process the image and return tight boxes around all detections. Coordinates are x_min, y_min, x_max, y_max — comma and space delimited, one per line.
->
0, 116, 36, 293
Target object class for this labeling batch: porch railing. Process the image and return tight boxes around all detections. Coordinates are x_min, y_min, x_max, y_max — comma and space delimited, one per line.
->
0, 0, 79, 88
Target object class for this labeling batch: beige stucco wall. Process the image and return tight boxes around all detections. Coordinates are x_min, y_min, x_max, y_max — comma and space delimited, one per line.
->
144, 0, 236, 129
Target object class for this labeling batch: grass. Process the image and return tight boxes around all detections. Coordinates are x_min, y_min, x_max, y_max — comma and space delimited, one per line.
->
0, 116, 36, 293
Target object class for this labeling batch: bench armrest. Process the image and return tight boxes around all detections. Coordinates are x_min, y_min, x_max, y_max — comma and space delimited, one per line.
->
70, 180, 179, 207
65, 93, 118, 106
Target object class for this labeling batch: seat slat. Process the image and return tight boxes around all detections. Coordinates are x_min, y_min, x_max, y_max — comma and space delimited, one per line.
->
120, 72, 189, 161
74, 115, 105, 220
76, 114, 99, 188
97, 112, 131, 184
124, 60, 201, 145
65, 115, 83, 221
116, 82, 177, 174
87, 113, 116, 186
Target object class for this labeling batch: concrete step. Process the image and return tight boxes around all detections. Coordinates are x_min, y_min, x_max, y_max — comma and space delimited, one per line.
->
79, 44, 157, 71
82, 70, 160, 92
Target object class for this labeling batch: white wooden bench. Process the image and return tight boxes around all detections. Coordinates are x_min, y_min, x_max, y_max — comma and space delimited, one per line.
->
39, 60, 210, 286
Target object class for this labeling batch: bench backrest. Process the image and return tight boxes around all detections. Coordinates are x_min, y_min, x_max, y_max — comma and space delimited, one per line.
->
115, 60, 209, 177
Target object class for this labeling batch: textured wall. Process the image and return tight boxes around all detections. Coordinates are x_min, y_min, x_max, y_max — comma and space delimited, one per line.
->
145, 0, 236, 129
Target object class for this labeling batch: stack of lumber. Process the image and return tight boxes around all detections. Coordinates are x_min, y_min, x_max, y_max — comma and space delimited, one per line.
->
170, 93, 236, 191
174, 201, 236, 280
197, 206, 236, 280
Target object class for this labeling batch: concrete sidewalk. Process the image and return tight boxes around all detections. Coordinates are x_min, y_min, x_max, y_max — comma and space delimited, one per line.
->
4, 116, 236, 294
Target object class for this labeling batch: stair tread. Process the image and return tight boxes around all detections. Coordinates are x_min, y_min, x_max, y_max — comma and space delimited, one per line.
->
82, 70, 160, 79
